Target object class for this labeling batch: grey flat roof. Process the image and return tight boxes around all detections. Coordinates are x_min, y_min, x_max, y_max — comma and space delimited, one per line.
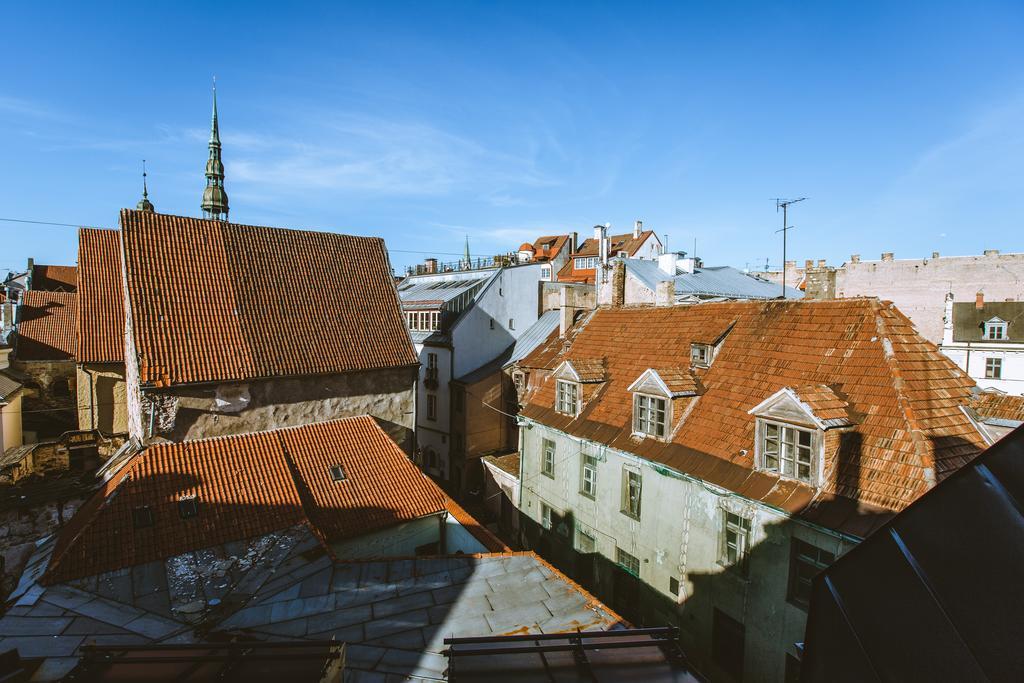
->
625, 259, 803, 300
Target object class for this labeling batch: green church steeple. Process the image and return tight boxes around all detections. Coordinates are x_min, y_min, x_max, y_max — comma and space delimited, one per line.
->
201, 79, 229, 221
136, 159, 154, 212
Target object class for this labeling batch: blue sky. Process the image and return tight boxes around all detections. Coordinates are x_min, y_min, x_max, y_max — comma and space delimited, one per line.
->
2, 1, 1022, 276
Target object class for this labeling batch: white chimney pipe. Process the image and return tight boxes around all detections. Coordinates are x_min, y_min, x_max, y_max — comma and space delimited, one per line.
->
657, 252, 678, 275
633, 220, 642, 239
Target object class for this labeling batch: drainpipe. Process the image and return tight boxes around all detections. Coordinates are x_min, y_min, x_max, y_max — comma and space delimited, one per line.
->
82, 366, 95, 430
147, 395, 156, 438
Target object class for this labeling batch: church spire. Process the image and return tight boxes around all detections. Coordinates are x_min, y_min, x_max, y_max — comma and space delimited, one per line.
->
136, 159, 154, 212
201, 78, 229, 221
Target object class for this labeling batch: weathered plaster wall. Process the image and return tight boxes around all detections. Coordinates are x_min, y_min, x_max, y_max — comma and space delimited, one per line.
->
141, 365, 417, 451
76, 364, 128, 435
1, 392, 23, 452
517, 422, 854, 683
10, 360, 77, 441
0, 497, 84, 601
943, 345, 1024, 395
542, 282, 595, 312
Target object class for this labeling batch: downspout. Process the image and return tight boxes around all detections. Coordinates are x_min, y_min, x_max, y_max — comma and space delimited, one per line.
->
147, 394, 156, 438
82, 366, 95, 430
439, 510, 449, 553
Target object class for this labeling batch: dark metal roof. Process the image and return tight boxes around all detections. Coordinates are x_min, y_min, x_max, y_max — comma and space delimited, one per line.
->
952, 301, 1024, 342
802, 425, 1024, 682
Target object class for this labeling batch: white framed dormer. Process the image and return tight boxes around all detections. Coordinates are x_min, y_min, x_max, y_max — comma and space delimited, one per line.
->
627, 368, 699, 440
690, 343, 711, 368
553, 361, 582, 417
984, 317, 1008, 341
747, 387, 852, 487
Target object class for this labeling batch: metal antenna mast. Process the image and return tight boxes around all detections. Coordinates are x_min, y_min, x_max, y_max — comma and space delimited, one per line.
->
772, 197, 806, 298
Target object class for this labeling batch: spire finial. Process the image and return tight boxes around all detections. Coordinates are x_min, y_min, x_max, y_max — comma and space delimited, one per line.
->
136, 159, 155, 212
201, 78, 229, 221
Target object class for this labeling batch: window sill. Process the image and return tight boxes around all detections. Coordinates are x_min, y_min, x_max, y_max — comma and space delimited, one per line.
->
541, 471, 554, 480
579, 491, 596, 500
620, 510, 641, 522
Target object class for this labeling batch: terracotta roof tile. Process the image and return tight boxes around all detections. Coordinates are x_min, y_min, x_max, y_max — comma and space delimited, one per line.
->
43, 415, 447, 584
791, 384, 854, 425
16, 290, 77, 360
969, 392, 1024, 423
76, 228, 125, 363
519, 299, 986, 531
31, 264, 77, 292
120, 210, 417, 387
564, 357, 606, 382
572, 231, 656, 258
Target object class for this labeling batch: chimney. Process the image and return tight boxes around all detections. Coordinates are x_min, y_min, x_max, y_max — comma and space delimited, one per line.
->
595, 224, 609, 281
881, 252, 894, 261
571, 231, 578, 253
984, 249, 1000, 257
559, 287, 575, 338
655, 280, 674, 307
424, 258, 438, 274
931, 251, 940, 259
804, 259, 814, 270
612, 260, 626, 307
976, 291, 984, 310
658, 252, 679, 275
633, 220, 642, 239
816, 259, 826, 268
850, 254, 860, 263
785, 260, 796, 267
942, 292, 954, 347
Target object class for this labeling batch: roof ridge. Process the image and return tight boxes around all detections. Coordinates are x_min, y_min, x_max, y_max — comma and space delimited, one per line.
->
870, 299, 936, 486
120, 208, 380, 243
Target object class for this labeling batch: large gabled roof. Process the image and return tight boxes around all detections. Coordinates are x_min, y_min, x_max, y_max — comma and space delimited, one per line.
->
120, 210, 417, 387
30, 264, 77, 292
43, 416, 447, 584
76, 228, 125, 364
518, 298, 986, 536
15, 290, 77, 361
571, 231, 657, 258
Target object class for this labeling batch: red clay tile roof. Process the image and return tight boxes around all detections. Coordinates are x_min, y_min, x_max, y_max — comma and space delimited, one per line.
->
519, 299, 986, 533
16, 291, 77, 360
31, 264, 77, 292
76, 228, 125, 363
120, 210, 417, 387
562, 357, 606, 382
790, 384, 854, 425
43, 415, 447, 584
530, 234, 570, 262
651, 366, 702, 396
572, 231, 656, 258
970, 392, 1024, 423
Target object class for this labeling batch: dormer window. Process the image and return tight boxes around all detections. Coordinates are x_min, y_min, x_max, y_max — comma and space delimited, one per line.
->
761, 421, 814, 482
556, 380, 579, 416
633, 394, 667, 438
984, 318, 1008, 340
691, 343, 711, 368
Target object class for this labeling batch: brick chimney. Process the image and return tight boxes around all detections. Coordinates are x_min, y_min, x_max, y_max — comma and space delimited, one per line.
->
881, 252, 894, 262
804, 259, 814, 269
984, 249, 1000, 257
932, 251, 940, 259
612, 260, 626, 307
424, 258, 438, 274
976, 291, 985, 310
817, 259, 826, 268
850, 254, 860, 263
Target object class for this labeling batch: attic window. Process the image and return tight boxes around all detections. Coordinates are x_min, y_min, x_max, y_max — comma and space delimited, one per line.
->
691, 343, 711, 368
984, 319, 1007, 340
178, 496, 198, 520
132, 506, 154, 529
759, 420, 817, 484
633, 394, 668, 439
329, 465, 347, 482
556, 380, 579, 416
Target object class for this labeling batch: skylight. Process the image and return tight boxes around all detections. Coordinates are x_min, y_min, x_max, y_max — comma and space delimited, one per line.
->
329, 465, 347, 482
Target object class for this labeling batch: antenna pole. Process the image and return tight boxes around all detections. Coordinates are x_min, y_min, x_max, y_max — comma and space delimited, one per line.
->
773, 197, 806, 298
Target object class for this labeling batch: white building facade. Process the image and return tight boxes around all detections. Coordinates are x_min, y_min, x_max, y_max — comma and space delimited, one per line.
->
941, 293, 1024, 396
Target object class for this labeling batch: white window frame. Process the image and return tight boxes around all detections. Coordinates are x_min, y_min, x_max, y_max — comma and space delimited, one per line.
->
691, 343, 711, 368
720, 510, 752, 575
621, 468, 642, 520
757, 419, 819, 484
985, 357, 1003, 379
984, 320, 1007, 340
633, 393, 668, 439
616, 547, 641, 576
580, 453, 598, 498
575, 256, 598, 270
540, 265, 552, 281
555, 380, 579, 416
541, 502, 553, 530
541, 438, 556, 478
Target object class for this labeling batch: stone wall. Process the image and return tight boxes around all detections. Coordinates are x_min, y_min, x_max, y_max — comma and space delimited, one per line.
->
139, 365, 417, 452
76, 363, 128, 435
541, 282, 595, 313
0, 495, 85, 600
10, 360, 77, 441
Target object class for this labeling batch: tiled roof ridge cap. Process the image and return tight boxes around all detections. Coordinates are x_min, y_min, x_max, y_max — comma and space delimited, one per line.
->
871, 300, 936, 483
119, 207, 383, 243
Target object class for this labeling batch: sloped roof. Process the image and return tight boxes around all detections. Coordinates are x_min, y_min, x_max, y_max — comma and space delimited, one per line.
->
76, 228, 125, 364
31, 264, 77, 292
952, 301, 1024, 342
507, 311, 560, 366
43, 416, 446, 584
572, 231, 657, 258
529, 234, 570, 261
625, 260, 803, 300
0, 370, 22, 402
969, 391, 1024, 424
561, 357, 606, 382
791, 384, 855, 427
120, 210, 417, 387
519, 299, 986, 535
16, 290, 77, 361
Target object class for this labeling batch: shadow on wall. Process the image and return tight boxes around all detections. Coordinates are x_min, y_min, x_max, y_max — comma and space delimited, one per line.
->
513, 431, 978, 682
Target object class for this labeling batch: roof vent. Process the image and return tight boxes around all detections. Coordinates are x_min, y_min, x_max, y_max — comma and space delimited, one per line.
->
329, 465, 347, 482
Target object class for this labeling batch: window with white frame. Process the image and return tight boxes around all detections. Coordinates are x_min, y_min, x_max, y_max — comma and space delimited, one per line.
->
555, 380, 579, 416
986, 357, 1003, 379
760, 421, 816, 483
633, 394, 668, 438
575, 256, 599, 269
690, 343, 711, 367
616, 547, 641, 576
541, 502, 554, 530
984, 319, 1007, 340
540, 265, 552, 281
721, 511, 752, 575
406, 310, 441, 332
621, 469, 642, 520
541, 439, 556, 478
576, 525, 597, 553
580, 453, 598, 498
